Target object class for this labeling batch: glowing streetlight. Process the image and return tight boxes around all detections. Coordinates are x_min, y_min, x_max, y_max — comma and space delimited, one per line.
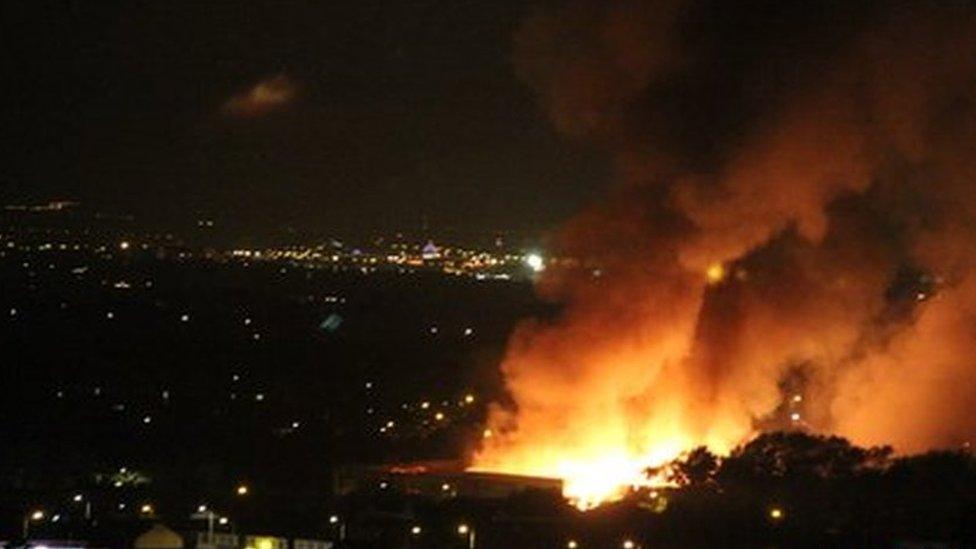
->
567, 541, 579, 549
410, 525, 422, 536
23, 509, 44, 539
769, 506, 785, 521
140, 503, 154, 515
622, 540, 636, 549
328, 514, 347, 542
457, 523, 476, 548
525, 253, 545, 272
236, 484, 249, 496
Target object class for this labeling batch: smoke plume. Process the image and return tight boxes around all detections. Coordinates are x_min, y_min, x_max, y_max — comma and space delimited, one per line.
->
473, 0, 976, 504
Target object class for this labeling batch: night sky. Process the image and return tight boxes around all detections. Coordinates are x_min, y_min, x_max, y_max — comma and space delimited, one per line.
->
3, 1, 607, 237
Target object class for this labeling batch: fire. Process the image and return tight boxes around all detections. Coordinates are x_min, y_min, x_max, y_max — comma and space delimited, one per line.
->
471, 0, 976, 512
473, 438, 692, 509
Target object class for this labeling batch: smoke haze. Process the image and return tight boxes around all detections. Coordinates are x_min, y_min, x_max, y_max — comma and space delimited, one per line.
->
473, 0, 976, 503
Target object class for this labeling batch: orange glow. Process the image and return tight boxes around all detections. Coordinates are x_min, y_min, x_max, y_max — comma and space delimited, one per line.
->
705, 263, 725, 284
471, 0, 976, 513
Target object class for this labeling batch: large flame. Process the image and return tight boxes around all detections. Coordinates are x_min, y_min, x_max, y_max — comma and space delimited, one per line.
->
470, 0, 976, 508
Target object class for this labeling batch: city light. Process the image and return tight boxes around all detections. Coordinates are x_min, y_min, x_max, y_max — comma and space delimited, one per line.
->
140, 503, 153, 514
769, 507, 785, 521
236, 484, 249, 496
73, 494, 84, 502
410, 525, 422, 535
457, 524, 469, 535
567, 541, 579, 549
525, 253, 545, 272
622, 540, 636, 549
219, 517, 229, 525
329, 515, 339, 524
31, 510, 44, 521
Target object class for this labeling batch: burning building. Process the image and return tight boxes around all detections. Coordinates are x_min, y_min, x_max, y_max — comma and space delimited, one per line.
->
471, 0, 976, 509
334, 460, 562, 500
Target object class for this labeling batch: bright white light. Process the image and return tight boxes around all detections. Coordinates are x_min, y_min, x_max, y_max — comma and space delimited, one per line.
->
623, 540, 636, 549
525, 253, 545, 272
197, 504, 207, 513
411, 525, 422, 535
457, 524, 470, 535
219, 517, 229, 525
790, 412, 801, 422
73, 494, 84, 502
329, 515, 339, 524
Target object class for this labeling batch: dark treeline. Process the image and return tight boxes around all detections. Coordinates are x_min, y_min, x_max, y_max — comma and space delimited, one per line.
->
637, 432, 976, 546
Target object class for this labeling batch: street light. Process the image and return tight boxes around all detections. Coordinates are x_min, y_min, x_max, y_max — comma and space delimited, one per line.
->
769, 506, 785, 521
410, 525, 422, 536
73, 494, 92, 521
567, 541, 579, 549
23, 509, 44, 539
236, 484, 249, 496
457, 523, 476, 549
329, 515, 346, 542
622, 540, 636, 549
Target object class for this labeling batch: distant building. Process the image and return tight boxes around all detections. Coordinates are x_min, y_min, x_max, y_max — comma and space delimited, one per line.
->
134, 523, 184, 549
421, 241, 440, 260
334, 460, 562, 499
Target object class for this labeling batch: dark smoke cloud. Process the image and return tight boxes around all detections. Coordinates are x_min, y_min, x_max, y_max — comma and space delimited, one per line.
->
476, 0, 976, 487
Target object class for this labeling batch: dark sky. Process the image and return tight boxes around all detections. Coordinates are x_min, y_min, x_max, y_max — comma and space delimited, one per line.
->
2, 0, 607, 237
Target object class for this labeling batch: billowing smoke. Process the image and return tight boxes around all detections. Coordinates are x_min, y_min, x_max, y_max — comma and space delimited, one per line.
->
473, 0, 976, 505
